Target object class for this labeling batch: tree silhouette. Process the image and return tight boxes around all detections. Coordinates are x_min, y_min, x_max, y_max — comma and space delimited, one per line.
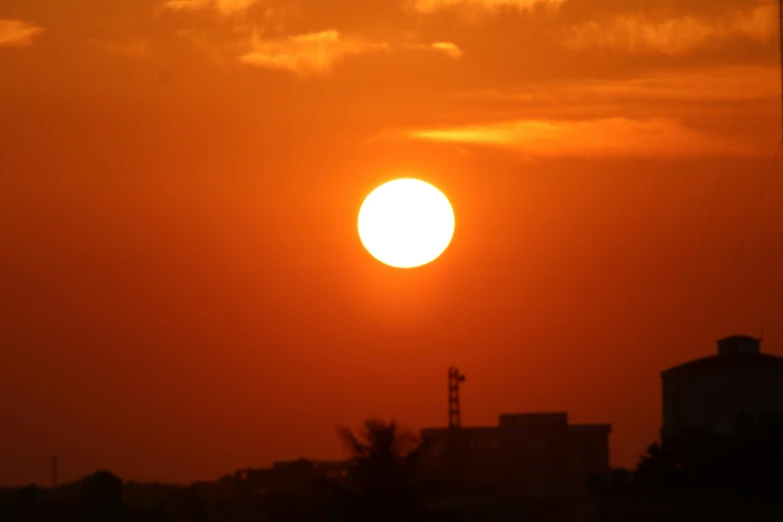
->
633, 442, 679, 492
318, 419, 433, 522
81, 470, 124, 522
634, 412, 783, 495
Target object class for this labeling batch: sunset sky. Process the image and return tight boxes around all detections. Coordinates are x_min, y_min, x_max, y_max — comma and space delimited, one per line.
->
2, 0, 783, 486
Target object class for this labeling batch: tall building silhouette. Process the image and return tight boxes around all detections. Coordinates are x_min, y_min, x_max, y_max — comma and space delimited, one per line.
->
661, 335, 783, 440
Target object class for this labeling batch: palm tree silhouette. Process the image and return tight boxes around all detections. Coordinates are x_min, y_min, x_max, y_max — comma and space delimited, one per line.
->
318, 419, 433, 522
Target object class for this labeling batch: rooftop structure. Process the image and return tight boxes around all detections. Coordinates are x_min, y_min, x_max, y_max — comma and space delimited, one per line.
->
661, 335, 783, 440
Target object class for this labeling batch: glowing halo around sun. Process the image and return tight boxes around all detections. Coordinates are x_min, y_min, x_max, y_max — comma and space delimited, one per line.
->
358, 178, 455, 268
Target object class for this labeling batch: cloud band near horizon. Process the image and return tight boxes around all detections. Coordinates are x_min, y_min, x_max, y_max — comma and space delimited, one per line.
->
402, 117, 775, 158
0, 20, 44, 47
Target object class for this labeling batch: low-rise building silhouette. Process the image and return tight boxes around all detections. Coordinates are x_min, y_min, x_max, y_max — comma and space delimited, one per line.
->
417, 412, 610, 522
420, 412, 611, 493
661, 334, 783, 440
236, 459, 349, 495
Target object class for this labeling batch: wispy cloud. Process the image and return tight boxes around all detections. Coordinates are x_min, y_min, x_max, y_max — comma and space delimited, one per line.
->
400, 118, 770, 158
564, 2, 777, 54
457, 65, 781, 107
408, 0, 566, 15
162, 0, 259, 16
240, 30, 389, 76
91, 38, 150, 59
0, 19, 44, 47
406, 41, 464, 58
430, 41, 463, 58
176, 29, 233, 66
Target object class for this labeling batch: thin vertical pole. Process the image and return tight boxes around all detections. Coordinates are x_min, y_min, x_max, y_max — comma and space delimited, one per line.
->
778, 0, 783, 142
52, 455, 58, 488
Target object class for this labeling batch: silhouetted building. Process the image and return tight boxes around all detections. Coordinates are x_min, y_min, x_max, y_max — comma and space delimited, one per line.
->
661, 335, 783, 440
236, 459, 349, 495
420, 412, 612, 493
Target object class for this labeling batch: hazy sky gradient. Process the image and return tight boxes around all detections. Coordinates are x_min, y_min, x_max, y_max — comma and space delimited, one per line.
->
2, 0, 782, 486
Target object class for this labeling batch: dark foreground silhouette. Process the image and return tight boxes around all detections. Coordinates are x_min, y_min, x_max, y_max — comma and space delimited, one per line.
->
3, 414, 783, 522
0, 420, 464, 522
594, 412, 783, 521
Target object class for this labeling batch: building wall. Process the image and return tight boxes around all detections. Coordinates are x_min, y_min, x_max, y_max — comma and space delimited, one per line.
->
569, 426, 611, 482
236, 460, 350, 495
662, 364, 783, 439
421, 414, 611, 494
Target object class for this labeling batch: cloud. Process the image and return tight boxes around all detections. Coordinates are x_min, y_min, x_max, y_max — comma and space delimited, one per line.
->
400, 118, 771, 158
0, 20, 44, 47
91, 38, 149, 59
457, 65, 780, 108
564, 2, 778, 54
162, 0, 259, 16
568, 65, 780, 104
163, 0, 209, 10
408, 0, 566, 14
405, 41, 464, 58
430, 41, 463, 58
240, 30, 389, 76
176, 29, 233, 66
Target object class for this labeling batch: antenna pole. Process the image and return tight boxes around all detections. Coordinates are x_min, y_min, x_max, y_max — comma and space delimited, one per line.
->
779, 0, 783, 142
446, 367, 466, 482
52, 455, 58, 488
448, 367, 465, 429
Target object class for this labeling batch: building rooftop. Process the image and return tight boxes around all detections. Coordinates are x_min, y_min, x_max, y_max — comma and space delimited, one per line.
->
421, 412, 611, 435
661, 335, 783, 377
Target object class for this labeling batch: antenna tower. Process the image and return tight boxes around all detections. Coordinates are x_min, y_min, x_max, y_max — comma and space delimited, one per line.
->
448, 367, 466, 429
779, 0, 783, 142
51, 455, 58, 488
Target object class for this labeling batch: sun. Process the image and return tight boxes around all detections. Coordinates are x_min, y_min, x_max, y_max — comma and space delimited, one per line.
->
358, 178, 455, 269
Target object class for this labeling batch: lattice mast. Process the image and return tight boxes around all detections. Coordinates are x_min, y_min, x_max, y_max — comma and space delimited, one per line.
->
779, 0, 783, 142
448, 367, 466, 429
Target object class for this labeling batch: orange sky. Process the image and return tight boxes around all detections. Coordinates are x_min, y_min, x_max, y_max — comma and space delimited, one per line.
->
2, 0, 783, 486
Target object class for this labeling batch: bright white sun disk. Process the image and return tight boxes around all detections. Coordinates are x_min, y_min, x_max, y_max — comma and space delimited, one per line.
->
358, 178, 455, 268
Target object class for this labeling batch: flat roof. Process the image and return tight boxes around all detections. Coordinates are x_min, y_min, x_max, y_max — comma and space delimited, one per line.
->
421, 413, 611, 434
661, 353, 783, 377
